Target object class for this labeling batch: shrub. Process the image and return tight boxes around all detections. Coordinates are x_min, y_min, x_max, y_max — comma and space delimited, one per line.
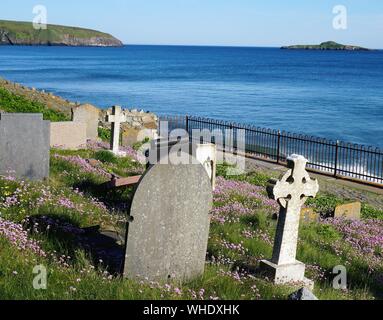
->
306, 193, 345, 216
98, 127, 111, 142
94, 150, 117, 164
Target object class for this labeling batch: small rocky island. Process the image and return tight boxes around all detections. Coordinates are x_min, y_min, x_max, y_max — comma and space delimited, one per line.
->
281, 41, 370, 51
0, 20, 123, 47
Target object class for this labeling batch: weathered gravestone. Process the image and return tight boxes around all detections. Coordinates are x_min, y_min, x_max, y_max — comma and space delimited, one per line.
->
50, 121, 87, 150
72, 104, 100, 141
106, 106, 126, 156
260, 155, 319, 289
334, 202, 361, 220
123, 151, 213, 282
0, 113, 50, 180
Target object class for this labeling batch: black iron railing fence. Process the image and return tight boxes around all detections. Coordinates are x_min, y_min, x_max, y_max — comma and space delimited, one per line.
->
158, 115, 383, 187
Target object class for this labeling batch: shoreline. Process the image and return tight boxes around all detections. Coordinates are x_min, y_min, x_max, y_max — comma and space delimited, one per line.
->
1, 75, 382, 150
1, 75, 382, 189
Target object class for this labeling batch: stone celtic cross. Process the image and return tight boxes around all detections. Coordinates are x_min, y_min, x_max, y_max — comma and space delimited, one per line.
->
261, 154, 319, 288
107, 106, 126, 155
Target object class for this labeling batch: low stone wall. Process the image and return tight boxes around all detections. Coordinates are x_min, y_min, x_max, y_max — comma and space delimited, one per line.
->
50, 122, 87, 150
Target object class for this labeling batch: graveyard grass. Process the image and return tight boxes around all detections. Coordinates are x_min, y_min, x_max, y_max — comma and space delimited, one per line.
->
1, 141, 383, 300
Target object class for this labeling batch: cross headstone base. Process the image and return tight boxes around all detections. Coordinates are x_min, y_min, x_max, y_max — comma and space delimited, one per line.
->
260, 258, 314, 290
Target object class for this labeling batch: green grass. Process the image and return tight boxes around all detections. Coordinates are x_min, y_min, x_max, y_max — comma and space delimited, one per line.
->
306, 193, 345, 217
361, 204, 383, 220
0, 87, 68, 121
98, 127, 111, 142
0, 147, 382, 300
94, 150, 118, 164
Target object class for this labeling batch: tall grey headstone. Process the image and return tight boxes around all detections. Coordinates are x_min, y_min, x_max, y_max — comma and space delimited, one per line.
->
123, 156, 213, 282
0, 113, 50, 180
260, 155, 319, 289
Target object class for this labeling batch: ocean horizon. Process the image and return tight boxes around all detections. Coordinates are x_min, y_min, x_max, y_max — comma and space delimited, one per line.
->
0, 44, 382, 148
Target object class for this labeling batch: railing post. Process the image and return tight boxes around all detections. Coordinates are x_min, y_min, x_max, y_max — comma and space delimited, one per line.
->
334, 140, 339, 178
185, 115, 189, 140
230, 123, 234, 152
277, 130, 281, 164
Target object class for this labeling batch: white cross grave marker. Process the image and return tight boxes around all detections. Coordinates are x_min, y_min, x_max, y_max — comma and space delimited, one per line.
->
107, 106, 126, 156
260, 154, 319, 289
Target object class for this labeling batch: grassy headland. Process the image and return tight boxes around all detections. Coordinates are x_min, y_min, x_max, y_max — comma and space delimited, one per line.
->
281, 41, 370, 51
0, 20, 123, 46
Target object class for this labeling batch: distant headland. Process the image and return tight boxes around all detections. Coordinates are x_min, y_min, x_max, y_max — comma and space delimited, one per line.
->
281, 41, 371, 51
0, 20, 123, 47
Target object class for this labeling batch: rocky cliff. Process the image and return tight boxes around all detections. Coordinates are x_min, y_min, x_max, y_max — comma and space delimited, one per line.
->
0, 20, 123, 47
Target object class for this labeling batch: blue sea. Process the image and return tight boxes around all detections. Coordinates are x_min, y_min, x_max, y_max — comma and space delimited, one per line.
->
0, 45, 382, 147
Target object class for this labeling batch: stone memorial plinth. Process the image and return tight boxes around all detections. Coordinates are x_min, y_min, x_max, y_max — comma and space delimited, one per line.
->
0, 113, 50, 180
260, 155, 319, 289
123, 152, 213, 282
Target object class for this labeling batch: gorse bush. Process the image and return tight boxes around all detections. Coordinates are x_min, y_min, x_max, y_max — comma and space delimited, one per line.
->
0, 88, 68, 121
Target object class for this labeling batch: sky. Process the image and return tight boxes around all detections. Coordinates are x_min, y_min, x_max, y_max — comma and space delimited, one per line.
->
1, 0, 382, 48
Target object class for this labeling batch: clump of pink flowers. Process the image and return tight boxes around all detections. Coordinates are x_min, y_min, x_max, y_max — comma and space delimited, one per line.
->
0, 217, 46, 257
220, 239, 248, 255
323, 217, 383, 269
214, 177, 278, 209
53, 154, 112, 178
211, 177, 278, 225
